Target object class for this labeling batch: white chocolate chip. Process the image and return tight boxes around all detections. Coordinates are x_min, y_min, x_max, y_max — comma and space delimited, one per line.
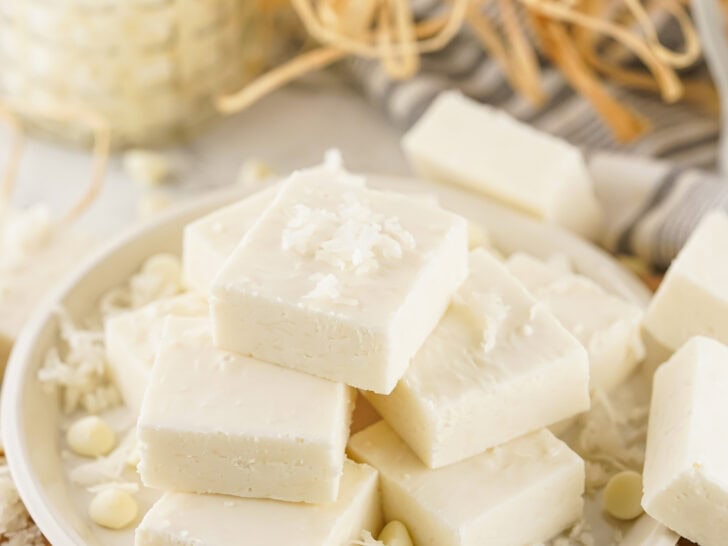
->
88, 488, 138, 530
66, 416, 116, 458
123, 150, 173, 187
378, 520, 413, 546
237, 159, 274, 187
467, 221, 490, 250
142, 253, 181, 283
138, 191, 173, 218
603, 470, 644, 520
125, 445, 141, 469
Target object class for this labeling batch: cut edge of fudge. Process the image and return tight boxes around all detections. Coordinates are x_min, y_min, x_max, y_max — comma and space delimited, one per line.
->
135, 459, 383, 546
137, 316, 354, 504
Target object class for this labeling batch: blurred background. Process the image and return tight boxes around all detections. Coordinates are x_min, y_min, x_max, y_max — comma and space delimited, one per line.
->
0, 0, 723, 236
0, 1, 725, 543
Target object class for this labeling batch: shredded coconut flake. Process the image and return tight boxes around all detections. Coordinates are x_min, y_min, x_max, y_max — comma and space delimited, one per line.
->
572, 388, 648, 493
529, 301, 545, 321
543, 380, 650, 544
304, 273, 359, 306
455, 291, 510, 353
546, 253, 573, 276
351, 530, 385, 546
38, 309, 121, 414
97, 253, 183, 317
567, 520, 596, 546
281, 193, 416, 275
129, 254, 183, 308
0, 204, 54, 271
0, 458, 46, 545
70, 429, 139, 489
25, 253, 184, 536
324, 148, 344, 170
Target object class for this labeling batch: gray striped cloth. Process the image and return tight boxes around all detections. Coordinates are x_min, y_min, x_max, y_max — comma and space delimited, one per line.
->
343, 0, 725, 269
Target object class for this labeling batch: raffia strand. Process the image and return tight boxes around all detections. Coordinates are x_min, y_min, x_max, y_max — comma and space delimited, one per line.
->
0, 103, 25, 202
217, 0, 703, 143
533, 15, 651, 142
0, 98, 110, 225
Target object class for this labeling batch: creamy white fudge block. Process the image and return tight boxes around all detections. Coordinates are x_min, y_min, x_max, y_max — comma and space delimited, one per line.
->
183, 186, 278, 293
348, 421, 584, 546
402, 91, 602, 239
211, 163, 468, 394
363, 249, 590, 468
642, 336, 728, 546
620, 515, 679, 546
135, 460, 382, 546
644, 210, 728, 351
507, 252, 645, 392
105, 292, 207, 411
138, 317, 354, 503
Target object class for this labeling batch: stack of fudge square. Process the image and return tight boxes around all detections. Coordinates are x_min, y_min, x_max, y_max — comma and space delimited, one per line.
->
127, 159, 648, 546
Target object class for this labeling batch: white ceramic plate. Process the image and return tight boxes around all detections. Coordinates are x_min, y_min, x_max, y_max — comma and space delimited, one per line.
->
2, 177, 651, 546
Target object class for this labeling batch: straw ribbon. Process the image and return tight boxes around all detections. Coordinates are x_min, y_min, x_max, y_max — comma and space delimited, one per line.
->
216, 0, 703, 143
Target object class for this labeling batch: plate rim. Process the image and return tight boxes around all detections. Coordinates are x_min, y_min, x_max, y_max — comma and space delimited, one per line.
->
1, 177, 651, 545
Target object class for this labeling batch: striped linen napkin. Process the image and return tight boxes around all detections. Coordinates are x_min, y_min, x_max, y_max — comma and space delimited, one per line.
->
343, 0, 724, 269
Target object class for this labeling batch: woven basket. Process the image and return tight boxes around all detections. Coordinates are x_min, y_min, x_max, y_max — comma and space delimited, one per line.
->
0, 0, 280, 147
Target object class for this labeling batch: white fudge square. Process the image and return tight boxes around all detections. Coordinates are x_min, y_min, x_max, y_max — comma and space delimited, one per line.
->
507, 252, 645, 393
183, 186, 278, 293
348, 421, 584, 546
135, 460, 382, 546
211, 163, 468, 394
105, 292, 208, 412
402, 91, 602, 239
137, 317, 354, 503
642, 336, 728, 546
644, 211, 728, 351
363, 249, 590, 468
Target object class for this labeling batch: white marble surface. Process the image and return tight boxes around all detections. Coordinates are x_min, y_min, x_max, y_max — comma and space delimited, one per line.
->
3, 77, 409, 239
